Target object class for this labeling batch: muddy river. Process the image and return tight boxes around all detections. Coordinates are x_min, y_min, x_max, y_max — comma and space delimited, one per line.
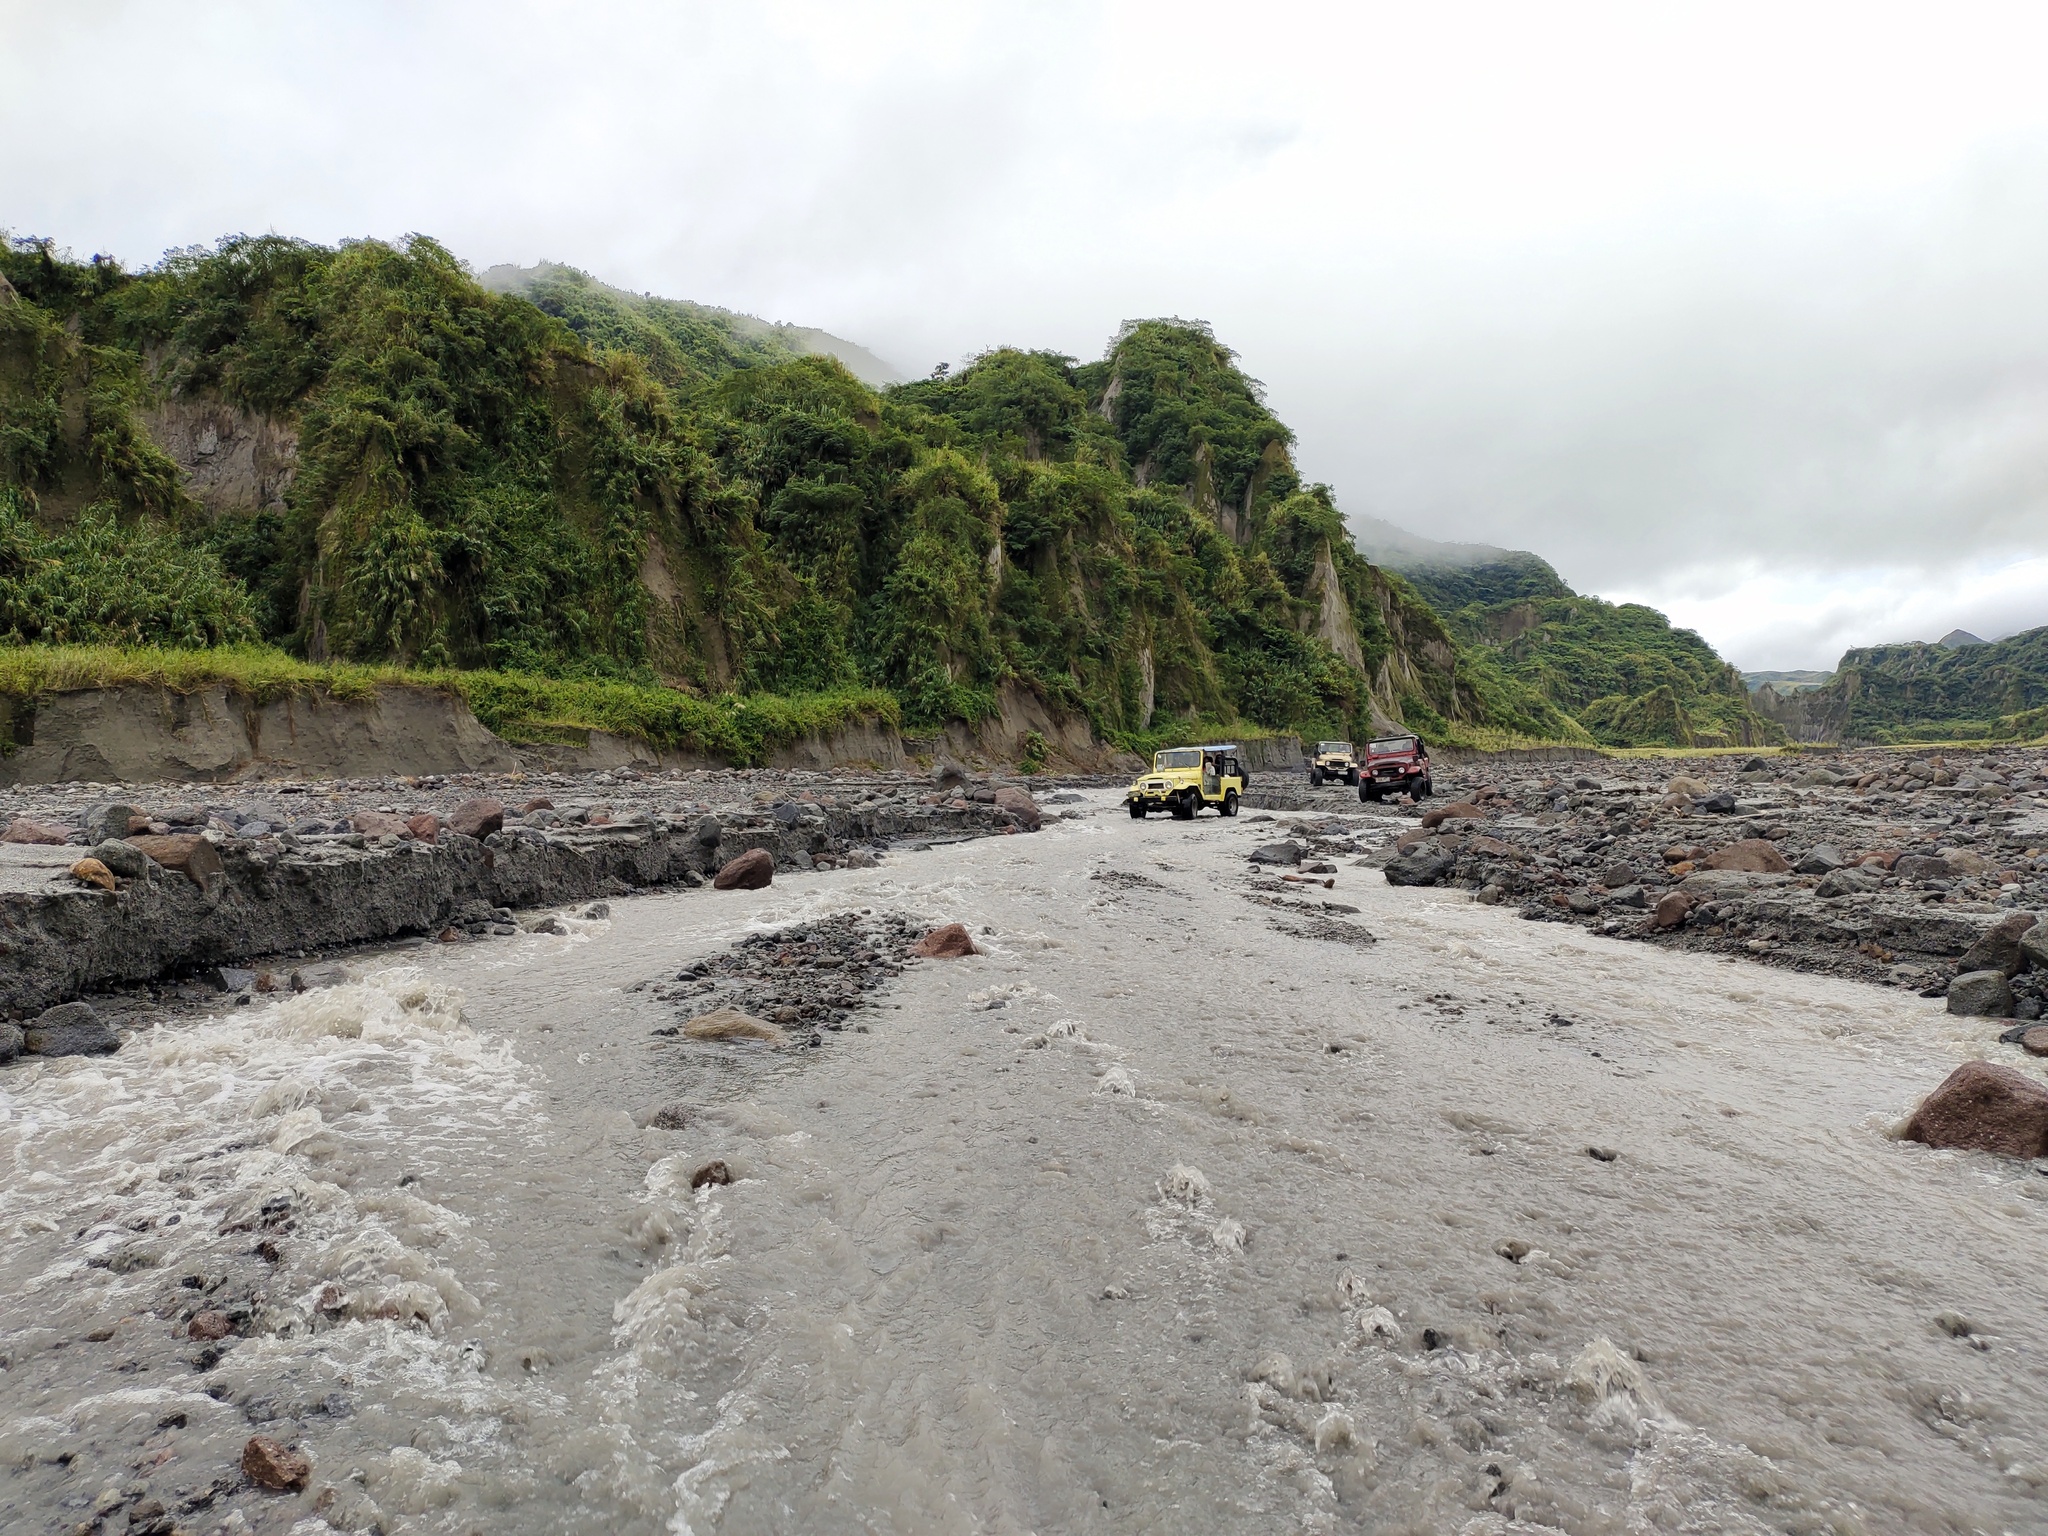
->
4, 796, 2044, 1534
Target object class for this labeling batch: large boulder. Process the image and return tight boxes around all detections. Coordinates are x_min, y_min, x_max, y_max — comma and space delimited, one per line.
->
3, 818, 69, 845
406, 813, 442, 842
2021, 921, 2048, 973
241, 1435, 312, 1493
695, 816, 723, 849
446, 798, 506, 839
1701, 839, 1791, 875
90, 839, 152, 879
1650, 891, 1691, 930
1893, 853, 1952, 882
1419, 802, 1483, 831
993, 785, 1042, 830
24, 1001, 119, 1057
1667, 775, 1710, 797
713, 848, 775, 890
82, 802, 143, 843
1958, 912, 2040, 979
1249, 842, 1303, 866
1385, 851, 1455, 887
0, 1022, 20, 1064
1816, 865, 1884, 899
350, 810, 412, 838
912, 922, 979, 958
124, 834, 224, 892
1795, 844, 1845, 875
1901, 1060, 2048, 1159
1947, 971, 2015, 1018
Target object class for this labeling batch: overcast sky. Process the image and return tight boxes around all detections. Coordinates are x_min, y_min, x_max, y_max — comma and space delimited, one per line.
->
8, 1, 2048, 668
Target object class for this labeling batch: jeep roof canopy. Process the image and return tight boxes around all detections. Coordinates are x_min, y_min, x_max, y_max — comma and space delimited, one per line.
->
1317, 741, 1353, 753
1368, 735, 1422, 753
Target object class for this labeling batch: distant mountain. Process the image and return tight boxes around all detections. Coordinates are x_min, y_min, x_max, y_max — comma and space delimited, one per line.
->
1743, 669, 1833, 694
1818, 625, 2048, 743
478, 262, 903, 388
1938, 628, 1988, 648
1348, 512, 1571, 610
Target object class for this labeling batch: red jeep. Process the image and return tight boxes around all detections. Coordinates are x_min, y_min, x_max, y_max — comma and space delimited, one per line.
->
1359, 734, 1432, 802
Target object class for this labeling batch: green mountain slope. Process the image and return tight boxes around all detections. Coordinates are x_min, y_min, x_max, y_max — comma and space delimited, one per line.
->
0, 233, 1576, 753
1826, 627, 2048, 742
1350, 512, 1573, 610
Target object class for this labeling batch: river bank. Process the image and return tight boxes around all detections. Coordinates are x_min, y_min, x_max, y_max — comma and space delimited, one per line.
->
2, 791, 2043, 1534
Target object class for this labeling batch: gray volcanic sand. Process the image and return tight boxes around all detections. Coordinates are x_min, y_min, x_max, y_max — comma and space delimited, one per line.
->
4, 795, 2044, 1535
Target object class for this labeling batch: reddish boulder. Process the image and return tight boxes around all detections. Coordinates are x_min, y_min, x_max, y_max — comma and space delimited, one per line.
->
1958, 912, 2040, 979
241, 1435, 311, 1492
69, 857, 117, 892
446, 798, 505, 839
1701, 839, 1792, 875
1901, 1060, 2048, 1159
1650, 891, 1692, 930
912, 922, 979, 958
2019, 1027, 2048, 1058
519, 797, 555, 814
351, 810, 412, 838
406, 813, 442, 842
3, 818, 69, 845
187, 1310, 232, 1341
1420, 801, 1483, 830
712, 848, 774, 890
126, 834, 224, 891
993, 785, 1041, 830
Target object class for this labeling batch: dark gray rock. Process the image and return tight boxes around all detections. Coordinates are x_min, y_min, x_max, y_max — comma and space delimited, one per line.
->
581, 901, 611, 919
1958, 912, 2040, 979
2018, 921, 2048, 973
1815, 865, 1884, 898
1598, 861, 1636, 888
1796, 844, 1845, 875
1606, 884, 1647, 908
0, 1022, 20, 1063
1249, 842, 1304, 866
291, 964, 350, 992
1896, 854, 1953, 882
771, 803, 804, 827
84, 802, 143, 842
1385, 852, 1455, 887
695, 816, 723, 849
24, 1001, 119, 1056
90, 838, 153, 879
1948, 970, 2016, 1018
1698, 793, 1739, 814
213, 967, 259, 993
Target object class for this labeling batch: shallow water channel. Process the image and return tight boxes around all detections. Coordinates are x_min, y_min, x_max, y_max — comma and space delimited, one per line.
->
4, 796, 2046, 1535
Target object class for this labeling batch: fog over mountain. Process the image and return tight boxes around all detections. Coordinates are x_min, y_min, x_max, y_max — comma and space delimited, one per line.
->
7, 1, 2047, 670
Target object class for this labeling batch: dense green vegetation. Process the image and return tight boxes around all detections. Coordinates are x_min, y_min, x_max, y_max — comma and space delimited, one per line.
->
1384, 551, 1572, 613
1443, 595, 1782, 748
0, 232, 1583, 753
1825, 628, 2048, 743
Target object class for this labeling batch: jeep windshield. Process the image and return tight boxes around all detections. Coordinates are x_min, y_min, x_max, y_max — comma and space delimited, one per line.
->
1317, 742, 1353, 755
1154, 749, 1202, 770
1368, 736, 1417, 756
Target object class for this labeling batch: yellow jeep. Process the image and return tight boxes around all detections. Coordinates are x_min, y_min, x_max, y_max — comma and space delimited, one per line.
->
1127, 744, 1248, 820
1309, 740, 1359, 787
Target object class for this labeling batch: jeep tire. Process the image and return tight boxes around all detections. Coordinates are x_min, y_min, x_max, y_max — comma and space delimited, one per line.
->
1129, 801, 1146, 819
1361, 782, 1380, 802
1221, 789, 1239, 818
1309, 767, 1324, 787
1345, 767, 1360, 785
1172, 791, 1197, 820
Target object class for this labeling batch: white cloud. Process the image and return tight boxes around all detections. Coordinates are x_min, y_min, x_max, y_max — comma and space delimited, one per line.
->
6, 0, 2047, 667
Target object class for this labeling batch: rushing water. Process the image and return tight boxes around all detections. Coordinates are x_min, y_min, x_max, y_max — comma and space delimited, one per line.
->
4, 797, 2046, 1535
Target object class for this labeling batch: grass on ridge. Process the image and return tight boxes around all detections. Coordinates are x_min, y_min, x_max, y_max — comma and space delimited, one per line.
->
0, 644, 898, 766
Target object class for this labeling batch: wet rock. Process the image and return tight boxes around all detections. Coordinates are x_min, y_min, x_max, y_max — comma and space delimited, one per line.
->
690, 1159, 733, 1189
1650, 892, 1691, 929
3, 816, 70, 844
933, 760, 967, 791
0, 1021, 20, 1063
1959, 912, 2040, 978
69, 856, 117, 892
1385, 850, 1456, 887
187, 1310, 232, 1341
1701, 839, 1792, 874
1419, 801, 1483, 830
24, 1001, 119, 1056
241, 1434, 312, 1492
993, 785, 1042, 830
844, 848, 878, 869
695, 815, 723, 849
643, 1103, 690, 1130
912, 922, 978, 958
1249, 842, 1304, 866
1697, 792, 1739, 814
1902, 1060, 2048, 1158
528, 914, 570, 936
2019, 1026, 2048, 1057
290, 963, 349, 992
581, 901, 610, 919
447, 797, 505, 839
126, 833, 225, 892
90, 838, 152, 878
212, 966, 259, 993
406, 813, 442, 841
350, 810, 412, 838
713, 848, 774, 890
1947, 971, 2015, 1018
682, 1008, 784, 1044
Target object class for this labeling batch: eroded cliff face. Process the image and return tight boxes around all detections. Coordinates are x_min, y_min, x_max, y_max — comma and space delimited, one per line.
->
139, 398, 297, 516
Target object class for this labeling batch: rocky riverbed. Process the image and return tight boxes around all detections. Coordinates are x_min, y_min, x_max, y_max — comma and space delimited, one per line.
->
3, 788, 2045, 1535
1299, 747, 2048, 1012
0, 766, 1085, 1028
